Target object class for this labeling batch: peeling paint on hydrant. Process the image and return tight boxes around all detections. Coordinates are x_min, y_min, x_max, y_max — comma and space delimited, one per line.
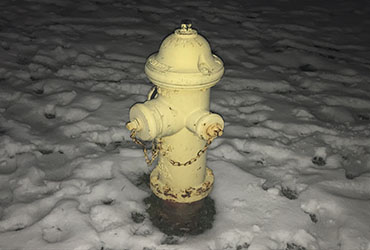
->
126, 23, 224, 204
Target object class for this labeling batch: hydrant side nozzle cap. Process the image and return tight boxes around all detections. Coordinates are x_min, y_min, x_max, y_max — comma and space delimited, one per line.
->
187, 111, 224, 140
126, 119, 140, 131
129, 103, 161, 141
206, 123, 224, 138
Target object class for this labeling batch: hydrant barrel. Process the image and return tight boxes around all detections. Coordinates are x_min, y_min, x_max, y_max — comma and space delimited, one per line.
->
127, 23, 224, 204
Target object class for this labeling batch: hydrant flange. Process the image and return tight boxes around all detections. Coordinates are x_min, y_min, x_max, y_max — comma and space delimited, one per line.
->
150, 167, 214, 203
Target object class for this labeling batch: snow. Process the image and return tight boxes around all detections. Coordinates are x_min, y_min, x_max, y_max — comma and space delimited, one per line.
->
1, 0, 370, 249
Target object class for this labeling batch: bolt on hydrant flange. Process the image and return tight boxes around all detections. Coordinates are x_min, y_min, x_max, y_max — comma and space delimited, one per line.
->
126, 23, 224, 204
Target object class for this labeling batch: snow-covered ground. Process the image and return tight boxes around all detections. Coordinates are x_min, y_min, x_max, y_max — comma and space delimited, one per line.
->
1, 0, 370, 249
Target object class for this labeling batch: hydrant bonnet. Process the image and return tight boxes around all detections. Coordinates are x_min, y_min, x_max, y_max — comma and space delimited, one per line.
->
145, 24, 224, 89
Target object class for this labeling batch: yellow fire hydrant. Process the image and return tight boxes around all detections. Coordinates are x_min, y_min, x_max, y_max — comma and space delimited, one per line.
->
126, 23, 224, 204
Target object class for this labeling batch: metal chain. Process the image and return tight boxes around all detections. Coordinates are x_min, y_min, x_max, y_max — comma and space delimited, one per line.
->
129, 130, 218, 167
130, 130, 161, 166
169, 137, 215, 167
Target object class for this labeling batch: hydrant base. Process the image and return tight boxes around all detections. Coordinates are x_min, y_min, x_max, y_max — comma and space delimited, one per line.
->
150, 167, 214, 203
144, 194, 216, 236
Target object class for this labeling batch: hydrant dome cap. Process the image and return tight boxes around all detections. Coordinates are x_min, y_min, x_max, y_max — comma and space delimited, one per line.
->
145, 24, 224, 89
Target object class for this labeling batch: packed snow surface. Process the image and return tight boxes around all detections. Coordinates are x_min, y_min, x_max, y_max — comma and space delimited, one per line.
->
1, 0, 370, 249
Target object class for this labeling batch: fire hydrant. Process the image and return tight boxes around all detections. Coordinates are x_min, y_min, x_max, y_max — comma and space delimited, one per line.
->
126, 23, 224, 204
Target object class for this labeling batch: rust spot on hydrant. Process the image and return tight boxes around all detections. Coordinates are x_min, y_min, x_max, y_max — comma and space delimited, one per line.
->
181, 188, 194, 198
163, 186, 178, 199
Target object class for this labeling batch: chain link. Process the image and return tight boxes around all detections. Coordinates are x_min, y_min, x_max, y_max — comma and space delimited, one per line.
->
130, 130, 161, 165
129, 130, 218, 167
169, 137, 215, 166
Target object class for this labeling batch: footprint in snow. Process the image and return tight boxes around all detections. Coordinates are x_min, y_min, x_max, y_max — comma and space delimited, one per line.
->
44, 105, 90, 123
72, 95, 102, 111
42, 226, 68, 243
45, 91, 77, 106
31, 79, 74, 95
43, 92, 102, 122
